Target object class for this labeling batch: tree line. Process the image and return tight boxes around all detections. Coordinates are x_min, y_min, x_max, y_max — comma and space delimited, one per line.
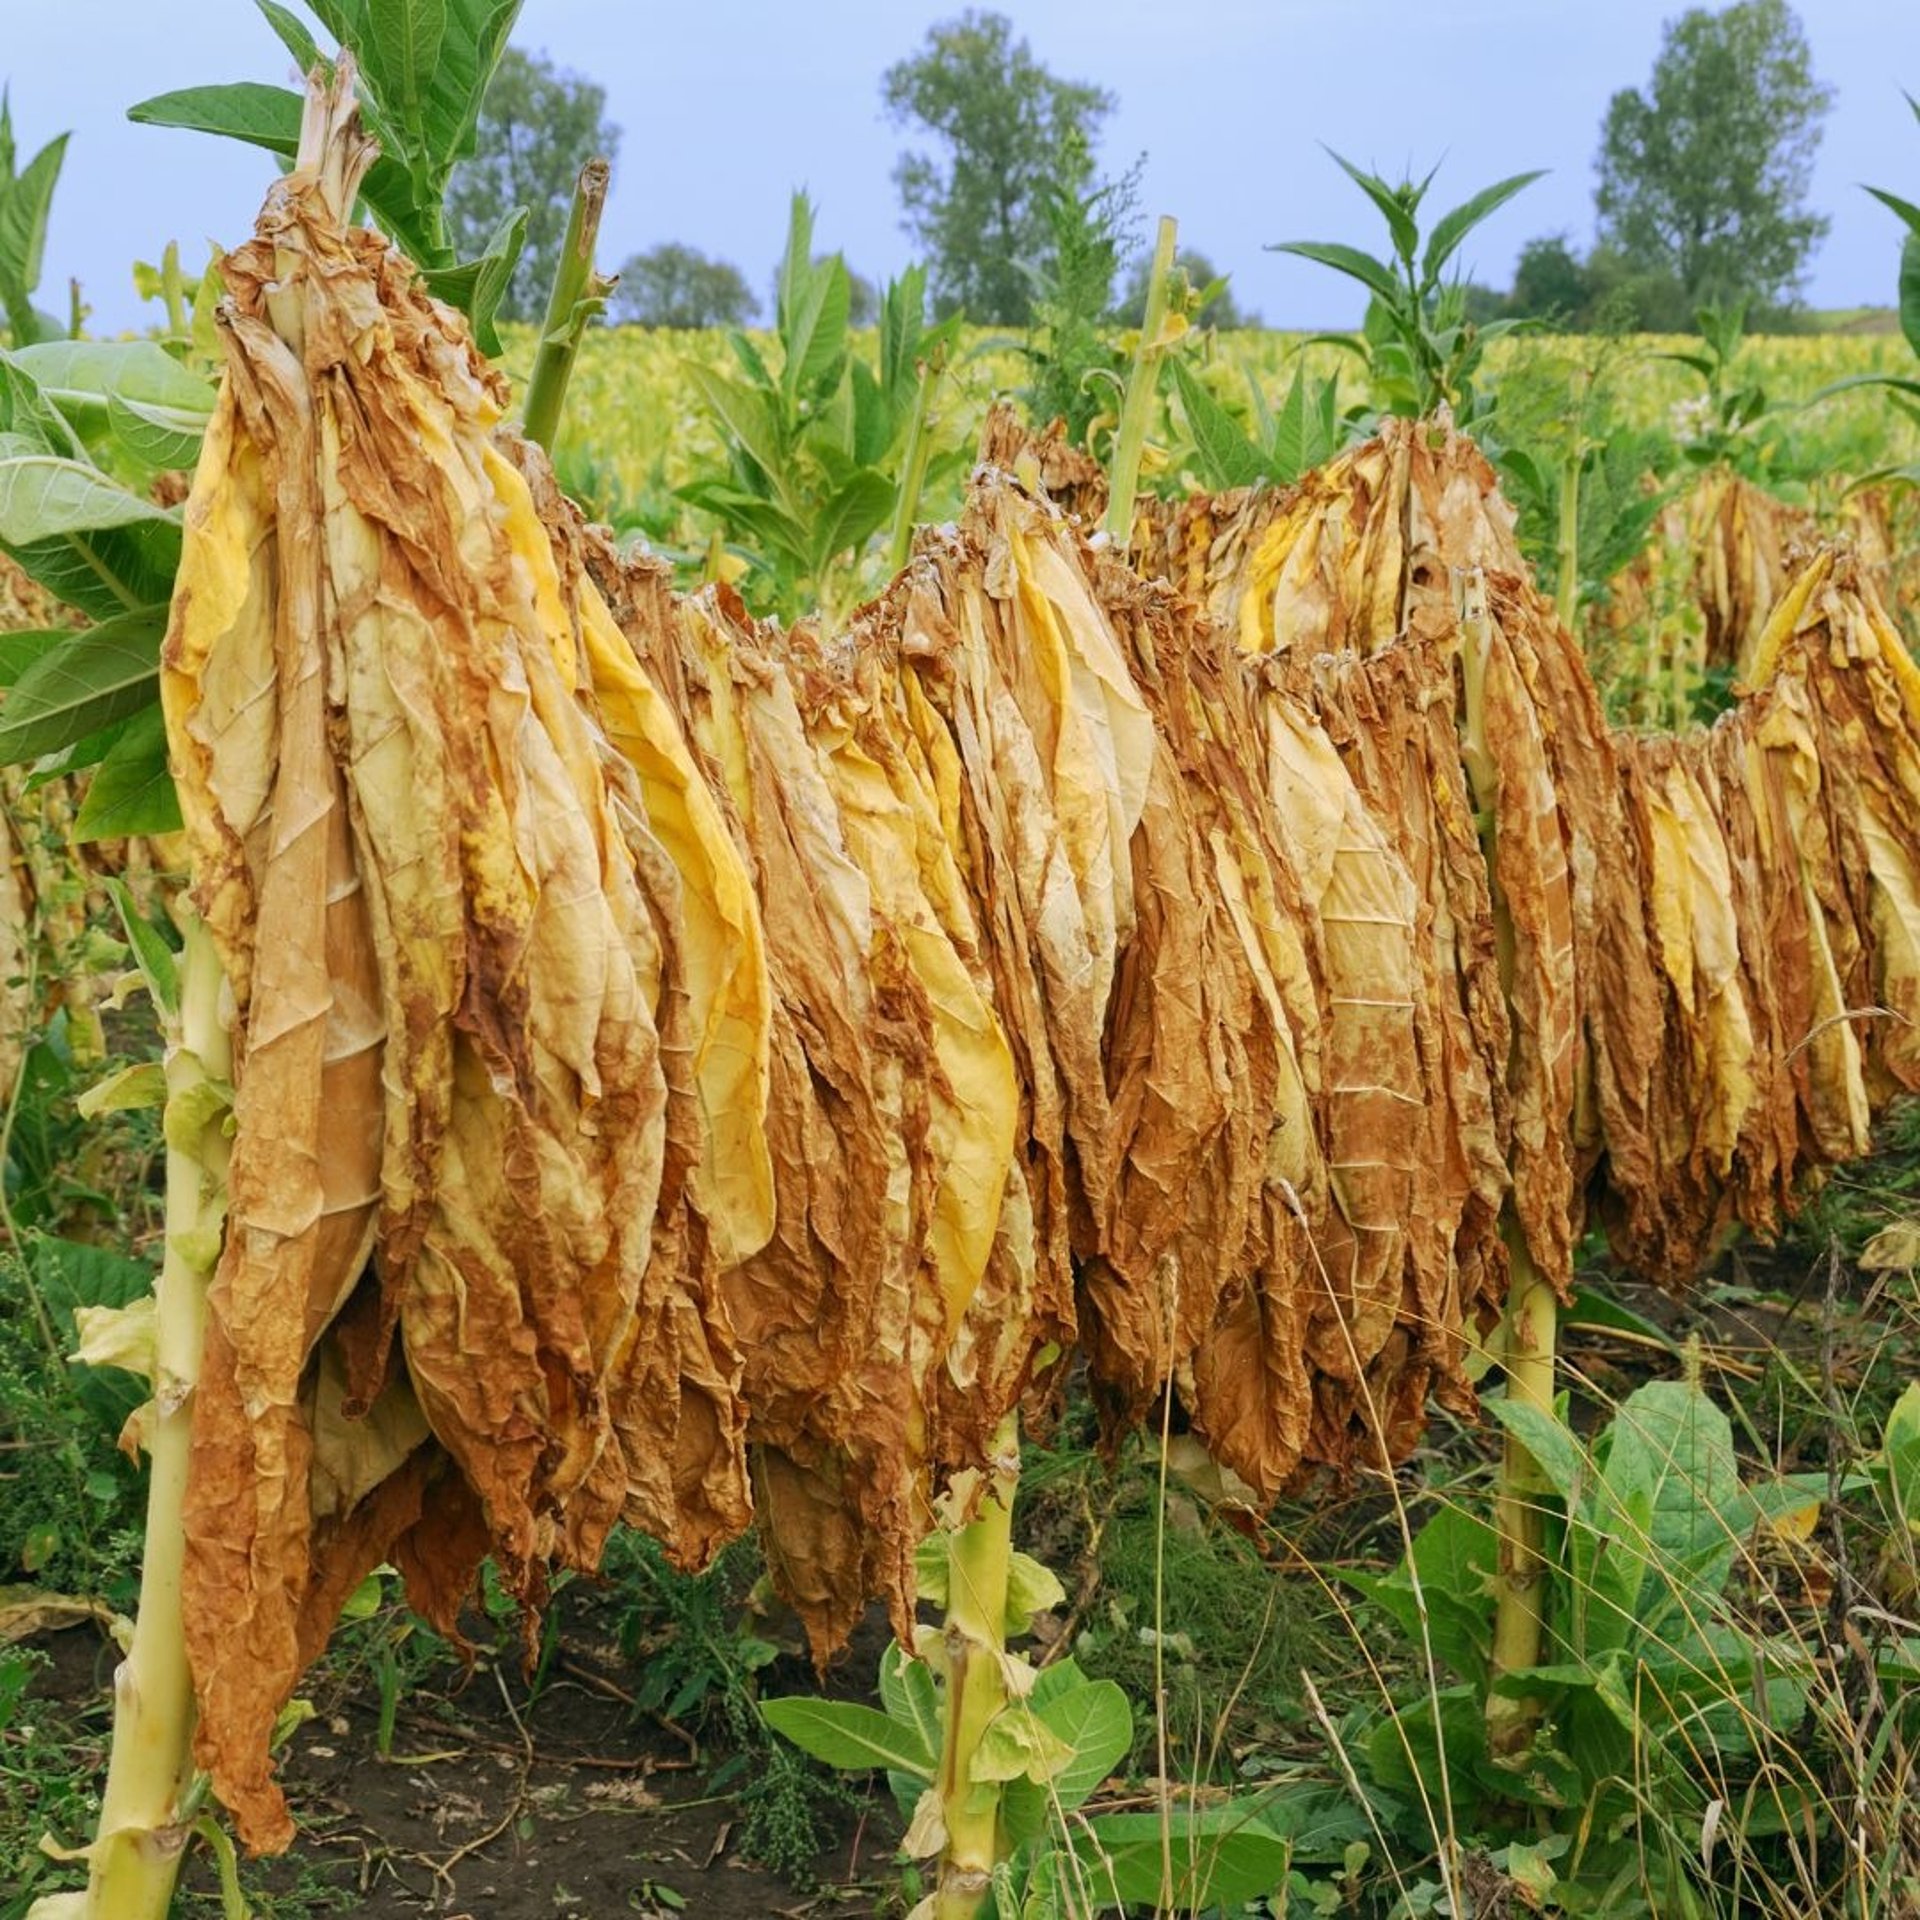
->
450, 0, 1837, 336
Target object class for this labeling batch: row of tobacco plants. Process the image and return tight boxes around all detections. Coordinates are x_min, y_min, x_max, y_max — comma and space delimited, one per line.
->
4, 10, 1920, 1920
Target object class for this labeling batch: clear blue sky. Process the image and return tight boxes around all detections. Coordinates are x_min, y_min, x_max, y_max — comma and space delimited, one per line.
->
3, 0, 1915, 333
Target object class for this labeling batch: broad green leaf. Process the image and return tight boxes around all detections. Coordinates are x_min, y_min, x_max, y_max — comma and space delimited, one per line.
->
759, 1696, 936, 1778
1068, 1808, 1296, 1911
783, 253, 851, 411
2, 524, 179, 624
1170, 357, 1263, 490
0, 455, 178, 547
808, 468, 895, 573
1487, 1396, 1587, 1509
420, 204, 527, 355
73, 702, 181, 841
1901, 230, 1920, 365
1003, 1548, 1065, 1635
107, 875, 181, 1020
1422, 170, 1547, 283
877, 1643, 941, 1764
0, 626, 66, 687
684, 366, 789, 506
129, 81, 304, 157
0, 130, 68, 317
1879, 1380, 1920, 1532
8, 339, 215, 423
847, 358, 893, 469
1325, 148, 1418, 265
0, 609, 164, 764
972, 1704, 1072, 1785
419, 0, 523, 169
1344, 1502, 1498, 1686
362, 0, 448, 153
253, 0, 328, 77
1267, 240, 1402, 307
106, 393, 206, 473
1867, 185, 1920, 242
1033, 1679, 1130, 1812
0, 610, 163, 768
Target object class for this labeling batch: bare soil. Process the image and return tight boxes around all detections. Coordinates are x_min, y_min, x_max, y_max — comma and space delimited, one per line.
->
27, 1606, 902, 1920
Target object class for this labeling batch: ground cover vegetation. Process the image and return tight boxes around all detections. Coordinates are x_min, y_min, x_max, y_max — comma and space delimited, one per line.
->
3, 4, 1920, 1918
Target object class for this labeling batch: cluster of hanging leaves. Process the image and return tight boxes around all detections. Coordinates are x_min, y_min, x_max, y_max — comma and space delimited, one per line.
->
35, 78, 1920, 1865
1138, 421, 1920, 1290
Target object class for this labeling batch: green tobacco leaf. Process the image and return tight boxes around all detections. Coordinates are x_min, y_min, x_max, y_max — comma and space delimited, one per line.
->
1325, 148, 1418, 265
1422, 170, 1547, 284
362, 0, 448, 153
782, 253, 851, 412
1267, 239, 1402, 307
1901, 231, 1920, 364
253, 0, 329, 77
106, 393, 206, 473
8, 339, 215, 424
107, 875, 181, 1020
0, 454, 178, 546
1345, 1501, 1498, 1687
420, 205, 527, 354
685, 366, 788, 502
1171, 357, 1262, 490
877, 1643, 941, 1764
1068, 1808, 1296, 1911
1879, 1380, 1920, 1533
1035, 1679, 1130, 1812
0, 626, 66, 686
0, 608, 164, 763
73, 702, 181, 841
0, 129, 68, 314
759, 1696, 936, 1779
1867, 184, 1920, 242
1488, 1397, 1587, 1510
2, 522, 180, 624
129, 81, 304, 156
420, 0, 523, 168
809, 468, 894, 572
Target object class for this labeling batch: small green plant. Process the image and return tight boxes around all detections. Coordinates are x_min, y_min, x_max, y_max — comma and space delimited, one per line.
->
678, 193, 962, 628
1301, 1374, 1833, 1915
0, 94, 71, 346
1020, 125, 1140, 447
1659, 299, 1811, 484
129, 0, 531, 352
1271, 150, 1543, 430
1169, 355, 1345, 493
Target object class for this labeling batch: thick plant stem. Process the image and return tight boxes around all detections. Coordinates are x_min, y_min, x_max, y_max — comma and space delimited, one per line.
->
77, 913, 231, 1919
1103, 215, 1178, 550
1456, 568, 1561, 1760
1553, 446, 1581, 634
932, 1410, 1020, 1920
522, 157, 614, 454
887, 345, 946, 576
1484, 1228, 1559, 1755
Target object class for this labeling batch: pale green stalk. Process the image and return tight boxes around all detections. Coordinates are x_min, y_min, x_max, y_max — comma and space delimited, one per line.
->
932, 1409, 1020, 1920
887, 345, 947, 576
1103, 215, 1178, 549
65, 913, 232, 1919
1456, 568, 1560, 1758
522, 157, 615, 454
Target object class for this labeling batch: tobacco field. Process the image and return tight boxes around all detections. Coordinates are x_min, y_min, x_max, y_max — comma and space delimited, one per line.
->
5, 9, 1920, 1920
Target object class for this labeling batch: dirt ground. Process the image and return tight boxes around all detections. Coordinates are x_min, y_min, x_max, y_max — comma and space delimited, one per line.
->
29, 1608, 902, 1920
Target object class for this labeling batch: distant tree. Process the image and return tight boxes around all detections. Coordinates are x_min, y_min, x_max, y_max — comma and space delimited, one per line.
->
612, 244, 759, 328
446, 48, 621, 325
1594, 0, 1832, 316
1506, 235, 1592, 324
882, 10, 1114, 323
1117, 246, 1257, 329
